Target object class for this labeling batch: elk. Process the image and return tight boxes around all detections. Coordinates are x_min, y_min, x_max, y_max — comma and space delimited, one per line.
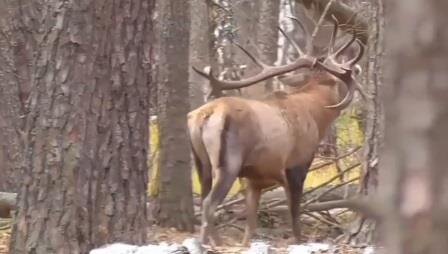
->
187, 17, 365, 247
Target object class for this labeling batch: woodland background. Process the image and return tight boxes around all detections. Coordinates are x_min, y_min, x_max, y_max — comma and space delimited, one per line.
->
0, 0, 447, 253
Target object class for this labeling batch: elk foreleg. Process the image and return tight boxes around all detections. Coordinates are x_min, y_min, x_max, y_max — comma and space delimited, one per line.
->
242, 180, 262, 246
285, 161, 312, 243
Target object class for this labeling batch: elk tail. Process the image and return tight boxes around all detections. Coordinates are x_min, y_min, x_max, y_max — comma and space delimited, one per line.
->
187, 111, 213, 198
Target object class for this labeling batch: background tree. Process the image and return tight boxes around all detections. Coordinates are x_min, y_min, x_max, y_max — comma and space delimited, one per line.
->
189, 0, 210, 109
255, 0, 280, 92
232, 0, 280, 96
233, 0, 259, 97
153, 0, 195, 232
0, 0, 31, 193
379, 1, 448, 253
343, 0, 384, 244
8, 0, 154, 252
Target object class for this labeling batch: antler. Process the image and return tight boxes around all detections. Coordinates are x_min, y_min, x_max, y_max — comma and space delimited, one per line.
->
315, 15, 367, 109
192, 19, 317, 99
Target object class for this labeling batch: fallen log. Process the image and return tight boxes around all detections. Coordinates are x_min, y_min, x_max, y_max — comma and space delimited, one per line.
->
0, 192, 17, 218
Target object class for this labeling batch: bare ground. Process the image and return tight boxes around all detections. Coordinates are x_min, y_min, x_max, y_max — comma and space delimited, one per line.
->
0, 201, 367, 254
147, 198, 369, 253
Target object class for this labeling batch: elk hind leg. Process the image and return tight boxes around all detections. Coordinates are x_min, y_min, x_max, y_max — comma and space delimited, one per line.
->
200, 169, 238, 246
192, 148, 212, 202
200, 112, 242, 246
285, 162, 311, 242
242, 180, 262, 246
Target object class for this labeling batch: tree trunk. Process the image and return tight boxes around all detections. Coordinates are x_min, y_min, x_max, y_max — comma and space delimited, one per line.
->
8, 0, 154, 253
233, 0, 258, 76
189, 0, 210, 109
222, 0, 261, 98
343, 0, 384, 245
380, 1, 448, 253
256, 0, 280, 92
153, 0, 195, 232
0, 0, 31, 193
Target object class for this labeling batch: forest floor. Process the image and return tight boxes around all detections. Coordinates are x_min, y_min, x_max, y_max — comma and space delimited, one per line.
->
0, 212, 367, 254
147, 196, 372, 254
0, 196, 370, 254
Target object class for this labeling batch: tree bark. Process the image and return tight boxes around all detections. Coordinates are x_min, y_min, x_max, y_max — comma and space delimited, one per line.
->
0, 0, 31, 193
343, 0, 384, 245
379, 1, 448, 253
8, 0, 154, 253
153, 0, 195, 232
256, 0, 280, 92
233, 0, 259, 81
189, 0, 210, 109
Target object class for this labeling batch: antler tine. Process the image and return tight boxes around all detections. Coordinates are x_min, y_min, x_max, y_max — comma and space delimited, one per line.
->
287, 16, 313, 54
333, 13, 359, 60
325, 82, 355, 109
333, 30, 356, 59
233, 42, 267, 68
329, 15, 339, 54
277, 25, 305, 56
192, 65, 214, 80
346, 40, 365, 66
191, 66, 223, 99
192, 56, 316, 91
191, 15, 321, 93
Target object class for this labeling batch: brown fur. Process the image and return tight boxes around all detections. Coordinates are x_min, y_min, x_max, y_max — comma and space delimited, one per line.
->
188, 71, 349, 246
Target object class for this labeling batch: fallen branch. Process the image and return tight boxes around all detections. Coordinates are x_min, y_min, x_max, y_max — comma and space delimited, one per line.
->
195, 159, 360, 217
309, 146, 361, 173
304, 211, 343, 230
0, 192, 17, 218
303, 163, 360, 197
303, 176, 360, 206
263, 184, 356, 211
0, 218, 12, 230
314, 146, 361, 161
262, 163, 360, 211
305, 199, 383, 220
308, 160, 334, 172
194, 185, 281, 217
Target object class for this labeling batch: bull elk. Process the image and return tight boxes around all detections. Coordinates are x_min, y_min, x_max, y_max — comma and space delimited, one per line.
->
187, 17, 365, 246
